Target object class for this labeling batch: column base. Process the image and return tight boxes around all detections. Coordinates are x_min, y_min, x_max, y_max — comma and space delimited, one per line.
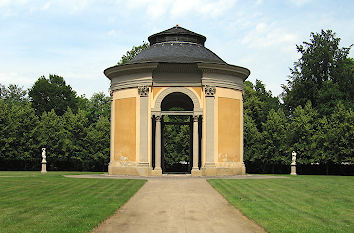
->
150, 168, 162, 176
204, 162, 216, 167
191, 168, 202, 176
137, 165, 151, 176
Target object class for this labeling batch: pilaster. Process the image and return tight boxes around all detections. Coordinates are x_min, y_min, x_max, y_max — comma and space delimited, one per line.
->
108, 90, 115, 175
204, 85, 216, 168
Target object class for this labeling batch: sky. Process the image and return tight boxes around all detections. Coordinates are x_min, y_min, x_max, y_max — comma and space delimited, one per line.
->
1, 0, 353, 98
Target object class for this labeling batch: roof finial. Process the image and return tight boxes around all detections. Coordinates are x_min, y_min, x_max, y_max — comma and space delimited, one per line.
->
176, 24, 179, 27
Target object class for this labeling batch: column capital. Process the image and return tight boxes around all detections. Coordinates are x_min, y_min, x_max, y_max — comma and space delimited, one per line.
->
204, 85, 216, 97
155, 115, 162, 121
110, 90, 114, 101
138, 86, 149, 97
193, 115, 199, 122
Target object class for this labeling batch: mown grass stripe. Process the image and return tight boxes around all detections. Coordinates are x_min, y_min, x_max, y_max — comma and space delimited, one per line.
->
0, 171, 146, 233
208, 176, 354, 233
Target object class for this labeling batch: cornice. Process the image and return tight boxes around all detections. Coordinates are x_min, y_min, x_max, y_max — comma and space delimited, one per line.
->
104, 62, 159, 80
105, 62, 249, 91
197, 63, 250, 81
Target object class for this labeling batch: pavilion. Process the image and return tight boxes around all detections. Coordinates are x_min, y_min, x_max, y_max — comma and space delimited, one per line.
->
104, 25, 250, 176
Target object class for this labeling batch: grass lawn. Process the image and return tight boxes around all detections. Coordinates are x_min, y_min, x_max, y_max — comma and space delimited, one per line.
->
0, 171, 146, 233
208, 175, 354, 233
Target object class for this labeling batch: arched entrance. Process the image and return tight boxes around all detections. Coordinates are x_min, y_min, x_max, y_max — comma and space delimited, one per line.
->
152, 87, 202, 175
161, 92, 193, 174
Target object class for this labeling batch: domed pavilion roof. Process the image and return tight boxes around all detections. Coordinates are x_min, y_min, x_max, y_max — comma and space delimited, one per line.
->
127, 25, 226, 65
104, 26, 250, 86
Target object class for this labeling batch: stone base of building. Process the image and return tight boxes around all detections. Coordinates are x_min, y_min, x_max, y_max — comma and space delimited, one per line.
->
150, 168, 162, 176
108, 163, 246, 176
108, 164, 152, 176
201, 166, 245, 176
191, 168, 203, 176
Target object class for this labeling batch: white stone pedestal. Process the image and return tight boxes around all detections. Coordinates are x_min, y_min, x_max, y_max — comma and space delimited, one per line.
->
291, 164, 297, 175
41, 162, 47, 174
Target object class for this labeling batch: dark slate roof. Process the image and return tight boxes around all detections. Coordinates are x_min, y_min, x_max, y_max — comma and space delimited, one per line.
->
148, 26, 206, 46
127, 26, 226, 65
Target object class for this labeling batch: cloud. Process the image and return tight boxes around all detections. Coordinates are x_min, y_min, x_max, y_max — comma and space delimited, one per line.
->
0, 72, 34, 86
1, 0, 237, 19
171, 0, 237, 18
241, 22, 298, 51
288, 0, 312, 7
42, 0, 93, 13
41, 2, 51, 11
255, 0, 263, 6
122, 0, 237, 19
0, 0, 28, 8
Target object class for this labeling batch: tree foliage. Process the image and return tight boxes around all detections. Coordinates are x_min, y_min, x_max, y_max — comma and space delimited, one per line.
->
0, 84, 28, 104
163, 116, 191, 169
117, 42, 149, 65
1, 77, 111, 170
244, 29, 353, 174
29, 74, 79, 116
85, 92, 111, 123
282, 29, 353, 114
261, 109, 289, 167
288, 102, 318, 165
0, 100, 39, 165
244, 80, 280, 130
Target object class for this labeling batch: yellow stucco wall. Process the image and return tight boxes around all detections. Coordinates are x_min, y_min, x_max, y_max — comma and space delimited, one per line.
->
114, 97, 136, 162
192, 87, 202, 98
153, 87, 163, 99
218, 97, 241, 162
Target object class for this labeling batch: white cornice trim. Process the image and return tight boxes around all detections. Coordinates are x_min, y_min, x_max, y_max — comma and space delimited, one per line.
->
104, 63, 159, 79
105, 62, 249, 91
197, 63, 250, 81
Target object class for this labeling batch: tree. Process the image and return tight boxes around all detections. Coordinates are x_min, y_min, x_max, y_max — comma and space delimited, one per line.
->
244, 80, 280, 130
163, 115, 191, 168
117, 42, 149, 65
85, 92, 111, 123
62, 108, 89, 170
288, 102, 318, 165
282, 29, 352, 114
261, 108, 289, 172
0, 84, 28, 104
0, 101, 39, 169
243, 113, 263, 165
28, 74, 79, 116
37, 110, 67, 165
85, 116, 110, 171
336, 57, 354, 110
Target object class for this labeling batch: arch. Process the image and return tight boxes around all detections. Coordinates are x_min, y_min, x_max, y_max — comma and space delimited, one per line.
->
161, 92, 194, 111
152, 87, 202, 115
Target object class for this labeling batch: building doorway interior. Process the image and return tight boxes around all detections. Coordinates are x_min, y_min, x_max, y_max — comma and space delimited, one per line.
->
160, 92, 194, 174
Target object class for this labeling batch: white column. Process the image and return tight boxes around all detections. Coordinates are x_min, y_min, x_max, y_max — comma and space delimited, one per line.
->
192, 115, 199, 170
205, 86, 216, 167
154, 115, 162, 170
138, 86, 149, 167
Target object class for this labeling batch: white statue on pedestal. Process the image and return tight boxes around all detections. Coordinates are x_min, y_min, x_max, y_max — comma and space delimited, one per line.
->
41, 148, 46, 163
41, 148, 47, 174
291, 151, 297, 165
